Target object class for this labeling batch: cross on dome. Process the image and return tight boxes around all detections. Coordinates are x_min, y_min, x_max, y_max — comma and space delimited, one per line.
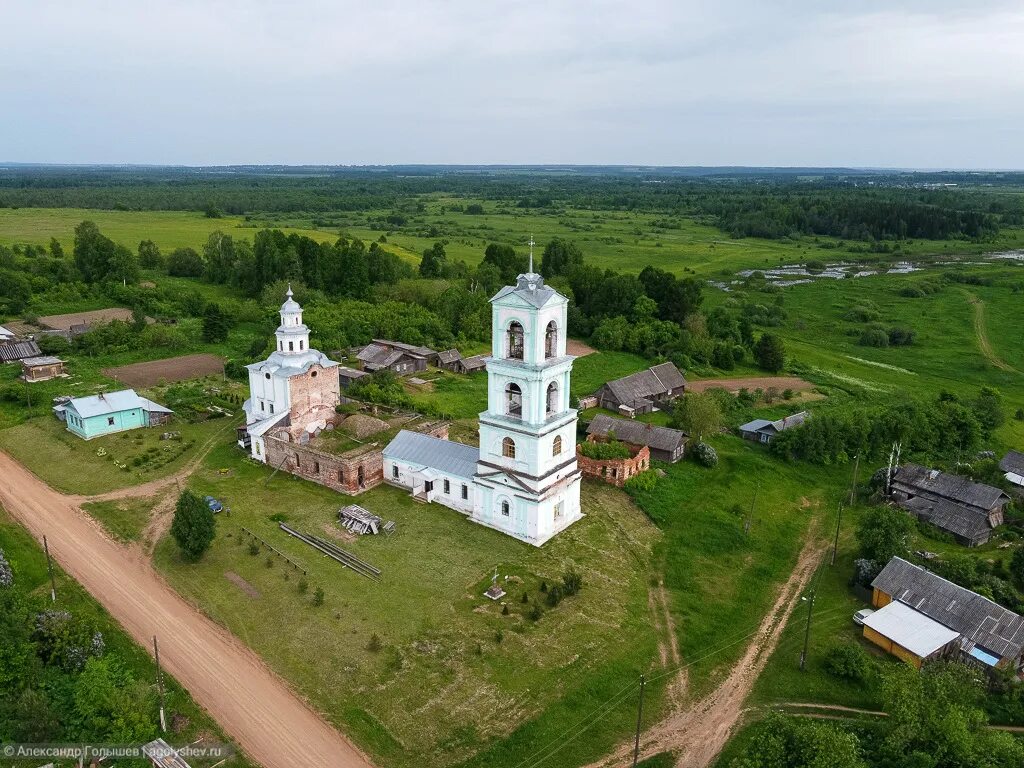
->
528, 234, 535, 274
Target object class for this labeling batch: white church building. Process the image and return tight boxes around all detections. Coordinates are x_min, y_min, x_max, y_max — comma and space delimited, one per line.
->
384, 255, 583, 546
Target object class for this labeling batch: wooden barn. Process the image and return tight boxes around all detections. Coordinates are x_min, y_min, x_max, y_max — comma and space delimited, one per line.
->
594, 362, 686, 417
586, 413, 688, 463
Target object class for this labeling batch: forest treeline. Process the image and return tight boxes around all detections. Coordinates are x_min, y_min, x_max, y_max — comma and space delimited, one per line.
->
1, 168, 1021, 242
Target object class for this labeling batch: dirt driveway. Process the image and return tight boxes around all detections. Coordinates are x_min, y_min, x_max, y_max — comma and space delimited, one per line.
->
0, 451, 375, 768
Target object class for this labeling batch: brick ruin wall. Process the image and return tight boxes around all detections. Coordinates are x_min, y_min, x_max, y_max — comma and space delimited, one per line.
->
576, 443, 650, 488
281, 363, 342, 443
265, 421, 450, 496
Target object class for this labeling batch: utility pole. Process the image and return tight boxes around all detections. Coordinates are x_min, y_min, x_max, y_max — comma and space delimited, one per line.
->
848, 453, 860, 506
154, 636, 167, 733
632, 674, 646, 767
831, 502, 843, 566
43, 535, 57, 603
744, 483, 759, 535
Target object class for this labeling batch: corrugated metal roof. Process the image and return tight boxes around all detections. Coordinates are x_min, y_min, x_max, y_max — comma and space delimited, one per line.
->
0, 339, 42, 361
863, 600, 959, 657
872, 557, 1024, 660
21, 356, 64, 366
739, 418, 773, 433
383, 430, 478, 479
65, 389, 172, 418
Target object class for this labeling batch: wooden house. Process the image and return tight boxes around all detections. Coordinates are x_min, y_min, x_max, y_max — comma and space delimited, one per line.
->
54, 389, 173, 439
1000, 451, 1024, 490
738, 411, 809, 444
891, 463, 1010, 546
586, 413, 688, 463
595, 362, 686, 416
357, 339, 436, 375
21, 355, 66, 382
337, 366, 369, 389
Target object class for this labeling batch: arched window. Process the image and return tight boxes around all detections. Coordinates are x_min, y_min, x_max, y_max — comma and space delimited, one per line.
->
502, 437, 516, 459
505, 383, 522, 418
501, 500, 511, 516
553, 435, 563, 456
545, 320, 558, 359
546, 381, 558, 415
507, 321, 524, 360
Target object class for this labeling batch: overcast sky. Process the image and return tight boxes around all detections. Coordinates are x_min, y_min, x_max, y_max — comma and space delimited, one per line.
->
2, 0, 1022, 167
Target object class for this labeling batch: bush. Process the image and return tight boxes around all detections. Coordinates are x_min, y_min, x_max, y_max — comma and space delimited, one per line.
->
312, 587, 325, 606
367, 633, 382, 652
578, 440, 631, 460
824, 642, 870, 681
528, 603, 543, 622
624, 470, 658, 493
545, 584, 563, 607
494, 629, 503, 643
501, 603, 509, 615
248, 541, 260, 556
693, 442, 718, 468
858, 327, 889, 347
888, 327, 915, 346
170, 490, 216, 561
297, 577, 309, 594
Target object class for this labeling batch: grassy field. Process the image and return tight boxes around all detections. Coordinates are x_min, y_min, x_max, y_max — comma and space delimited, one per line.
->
154, 441, 662, 768
0, 505, 253, 766
82, 495, 158, 541
5, 205, 1023, 278
0, 415, 229, 495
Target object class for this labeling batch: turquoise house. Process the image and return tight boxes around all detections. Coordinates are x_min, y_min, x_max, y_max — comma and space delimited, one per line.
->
55, 389, 173, 440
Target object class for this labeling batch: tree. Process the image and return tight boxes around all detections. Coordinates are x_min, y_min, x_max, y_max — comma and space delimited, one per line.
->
1010, 548, 1024, 589
0, 548, 12, 587
137, 239, 163, 269
753, 333, 786, 372
673, 392, 723, 441
108, 244, 140, 284
48, 237, 65, 259
170, 490, 215, 561
855, 506, 913, 568
482, 243, 527, 284
419, 242, 447, 278
202, 302, 230, 343
166, 247, 205, 277
540, 238, 584, 276
730, 711, 865, 768
73, 220, 119, 283
203, 231, 236, 284
73, 658, 158, 742
972, 386, 1004, 436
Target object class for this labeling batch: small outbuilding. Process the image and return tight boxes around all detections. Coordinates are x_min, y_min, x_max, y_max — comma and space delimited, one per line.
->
861, 599, 960, 669
56, 389, 173, 440
1000, 451, 1024, 489
337, 366, 369, 389
738, 411, 809, 444
586, 413, 688, 463
21, 355, 66, 382
357, 339, 436, 375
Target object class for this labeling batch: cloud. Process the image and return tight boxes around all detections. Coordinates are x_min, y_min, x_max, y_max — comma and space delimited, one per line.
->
1, 0, 1021, 166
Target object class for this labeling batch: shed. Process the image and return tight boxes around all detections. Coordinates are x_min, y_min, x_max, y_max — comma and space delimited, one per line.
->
337, 366, 369, 389
437, 349, 462, 370
21, 355, 66, 382
1000, 451, 1024, 488
861, 599, 960, 668
456, 354, 487, 374
586, 413, 688, 463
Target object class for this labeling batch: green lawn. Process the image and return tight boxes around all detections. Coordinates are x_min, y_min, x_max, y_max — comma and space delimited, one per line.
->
154, 441, 662, 768
0, 415, 230, 495
0, 506, 253, 766
82, 495, 158, 542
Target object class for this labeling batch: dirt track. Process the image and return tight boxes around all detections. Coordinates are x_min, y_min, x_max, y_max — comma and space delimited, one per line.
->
0, 450, 375, 768
586, 535, 825, 768
967, 294, 1019, 374
687, 376, 814, 394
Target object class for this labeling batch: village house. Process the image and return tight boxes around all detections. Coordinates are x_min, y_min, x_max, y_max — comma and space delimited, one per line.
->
54, 389, 173, 440
1000, 451, 1024, 490
357, 339, 436, 375
21, 355, 66, 382
866, 556, 1024, 672
586, 413, 688, 463
594, 362, 687, 417
738, 411, 810, 444
337, 365, 369, 390
437, 349, 487, 374
890, 463, 1010, 547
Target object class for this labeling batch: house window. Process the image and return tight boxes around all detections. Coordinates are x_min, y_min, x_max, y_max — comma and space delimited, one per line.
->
107, 417, 115, 426
358, 465, 365, 488
545, 320, 557, 359
313, 461, 320, 475
546, 381, 558, 415
507, 321, 524, 360
505, 383, 522, 418
392, 464, 400, 479
289, 341, 294, 351
461, 484, 468, 500
300, 340, 304, 350
266, 372, 271, 379
553, 435, 563, 456
501, 500, 510, 516
444, 479, 450, 494
260, 401, 265, 411
310, 370, 317, 378
338, 469, 345, 483
502, 437, 516, 459
270, 404, 274, 414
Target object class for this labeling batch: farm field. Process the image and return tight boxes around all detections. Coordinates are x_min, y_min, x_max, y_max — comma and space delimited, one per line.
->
104, 352, 226, 387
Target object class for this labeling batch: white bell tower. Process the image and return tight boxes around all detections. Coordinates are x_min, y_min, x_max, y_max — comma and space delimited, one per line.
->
472, 238, 583, 545
275, 285, 311, 355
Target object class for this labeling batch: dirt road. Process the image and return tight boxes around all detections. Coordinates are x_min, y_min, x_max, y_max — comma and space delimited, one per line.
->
967, 293, 1020, 374
0, 450, 375, 768
586, 535, 825, 768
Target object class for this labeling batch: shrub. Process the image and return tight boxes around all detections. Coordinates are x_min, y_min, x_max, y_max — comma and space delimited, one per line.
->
782, 388, 794, 400
297, 577, 309, 594
265, 556, 274, 568
528, 603, 543, 622
521, 591, 529, 603
501, 604, 509, 615
367, 633, 382, 652
578, 440, 631, 460
858, 327, 889, 347
887, 327, 915, 346
624, 470, 658, 493
824, 643, 870, 681
562, 568, 583, 596
693, 442, 718, 468
545, 584, 563, 607
312, 587, 324, 606
494, 629, 504, 643
540, 581, 548, 593
1016, 408, 1024, 421
248, 541, 260, 556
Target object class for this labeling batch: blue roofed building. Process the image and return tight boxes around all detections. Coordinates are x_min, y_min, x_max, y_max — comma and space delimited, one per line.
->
54, 389, 173, 440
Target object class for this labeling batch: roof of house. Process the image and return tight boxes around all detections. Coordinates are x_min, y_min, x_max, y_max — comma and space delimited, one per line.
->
738, 411, 810, 435
21, 356, 64, 367
862, 600, 960, 658
587, 413, 688, 453
491, 273, 563, 309
437, 349, 461, 365
370, 339, 436, 358
64, 389, 173, 418
460, 354, 487, 370
900, 495, 993, 542
0, 339, 42, 362
894, 463, 1009, 511
383, 430, 478, 480
999, 450, 1024, 476
0, 325, 13, 339
337, 365, 369, 379
872, 557, 1024, 660
602, 363, 687, 407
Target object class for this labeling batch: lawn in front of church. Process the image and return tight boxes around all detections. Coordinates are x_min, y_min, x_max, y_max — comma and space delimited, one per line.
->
154, 440, 663, 768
